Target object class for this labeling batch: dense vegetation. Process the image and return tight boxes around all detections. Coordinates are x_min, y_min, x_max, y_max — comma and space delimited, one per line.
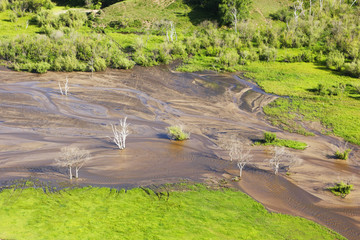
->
0, 182, 345, 239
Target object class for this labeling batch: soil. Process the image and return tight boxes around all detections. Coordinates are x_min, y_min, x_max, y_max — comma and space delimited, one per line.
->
0, 65, 359, 239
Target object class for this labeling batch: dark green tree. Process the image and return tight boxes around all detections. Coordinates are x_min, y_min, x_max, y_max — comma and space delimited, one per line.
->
219, 0, 252, 32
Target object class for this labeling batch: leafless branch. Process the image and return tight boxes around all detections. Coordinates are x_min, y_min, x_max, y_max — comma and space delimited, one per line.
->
109, 117, 130, 150
55, 146, 91, 179
59, 77, 69, 96
268, 146, 302, 175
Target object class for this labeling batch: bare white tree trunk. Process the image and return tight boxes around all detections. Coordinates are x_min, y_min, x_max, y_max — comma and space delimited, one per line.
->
110, 117, 130, 149
166, 21, 177, 42
69, 166, 73, 180
351, 0, 357, 7
75, 166, 79, 179
274, 164, 279, 175
59, 77, 69, 96
56, 147, 91, 180
227, 138, 252, 178
269, 147, 302, 175
231, 6, 238, 33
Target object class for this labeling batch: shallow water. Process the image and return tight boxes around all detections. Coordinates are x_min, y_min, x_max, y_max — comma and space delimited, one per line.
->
0, 66, 359, 239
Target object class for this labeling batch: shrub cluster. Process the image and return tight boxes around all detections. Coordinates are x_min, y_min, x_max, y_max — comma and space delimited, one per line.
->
335, 149, 352, 160
327, 182, 353, 198
0, 34, 134, 73
166, 126, 190, 141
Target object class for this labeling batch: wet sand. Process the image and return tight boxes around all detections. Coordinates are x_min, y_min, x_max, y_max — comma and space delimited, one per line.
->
0, 65, 359, 239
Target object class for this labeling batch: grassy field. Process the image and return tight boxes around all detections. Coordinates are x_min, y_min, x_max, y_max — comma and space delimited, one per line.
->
0, 10, 41, 39
0, 183, 344, 240
240, 62, 360, 144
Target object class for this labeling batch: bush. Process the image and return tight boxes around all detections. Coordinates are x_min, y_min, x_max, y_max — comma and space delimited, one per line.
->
335, 149, 351, 160
9, 11, 18, 22
111, 55, 135, 69
264, 132, 276, 143
0, 0, 9, 11
218, 49, 239, 67
258, 46, 277, 62
171, 42, 187, 59
59, 10, 87, 29
326, 51, 345, 71
344, 60, 360, 78
327, 182, 353, 198
93, 56, 107, 71
167, 125, 190, 141
35, 61, 51, 73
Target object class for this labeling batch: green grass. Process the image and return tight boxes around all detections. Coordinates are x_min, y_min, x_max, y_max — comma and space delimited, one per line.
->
240, 62, 360, 144
0, 10, 41, 39
256, 139, 308, 150
0, 183, 345, 240
250, 0, 290, 23
255, 132, 307, 150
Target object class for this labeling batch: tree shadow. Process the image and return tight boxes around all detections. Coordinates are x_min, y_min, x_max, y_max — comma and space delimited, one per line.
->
184, 3, 219, 26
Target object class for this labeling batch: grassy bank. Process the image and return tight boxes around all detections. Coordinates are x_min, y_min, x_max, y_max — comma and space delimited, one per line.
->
0, 183, 344, 240
240, 62, 360, 144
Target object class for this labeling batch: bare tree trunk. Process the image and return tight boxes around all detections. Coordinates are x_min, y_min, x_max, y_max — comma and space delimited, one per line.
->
69, 166, 73, 180
75, 167, 79, 179
231, 6, 238, 33
274, 164, 279, 175
239, 167, 243, 178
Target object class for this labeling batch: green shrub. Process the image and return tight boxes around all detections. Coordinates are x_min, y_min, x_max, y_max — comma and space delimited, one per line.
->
133, 50, 154, 67
335, 149, 351, 160
9, 11, 18, 22
258, 46, 277, 62
0, 0, 9, 11
93, 56, 107, 71
111, 55, 135, 69
171, 42, 187, 58
157, 48, 172, 64
326, 51, 344, 71
344, 60, 360, 78
35, 61, 51, 73
264, 132, 276, 143
166, 125, 190, 141
59, 10, 87, 29
218, 49, 239, 67
327, 182, 353, 198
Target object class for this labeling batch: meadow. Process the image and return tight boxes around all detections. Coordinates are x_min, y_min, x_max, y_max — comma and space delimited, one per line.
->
239, 62, 360, 144
0, 183, 345, 240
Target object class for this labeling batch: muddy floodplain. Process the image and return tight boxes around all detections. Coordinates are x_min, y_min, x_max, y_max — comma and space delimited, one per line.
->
0, 65, 359, 239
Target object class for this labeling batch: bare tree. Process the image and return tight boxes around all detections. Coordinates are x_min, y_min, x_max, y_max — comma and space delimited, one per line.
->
229, 141, 253, 178
268, 147, 301, 175
109, 117, 130, 150
230, 5, 238, 33
166, 21, 177, 42
56, 146, 91, 179
59, 77, 69, 96
294, 0, 305, 23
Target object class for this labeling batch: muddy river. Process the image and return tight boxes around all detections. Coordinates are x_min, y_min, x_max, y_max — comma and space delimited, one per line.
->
0, 65, 359, 239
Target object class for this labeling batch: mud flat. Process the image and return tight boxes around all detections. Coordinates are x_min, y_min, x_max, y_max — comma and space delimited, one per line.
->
0, 65, 359, 239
